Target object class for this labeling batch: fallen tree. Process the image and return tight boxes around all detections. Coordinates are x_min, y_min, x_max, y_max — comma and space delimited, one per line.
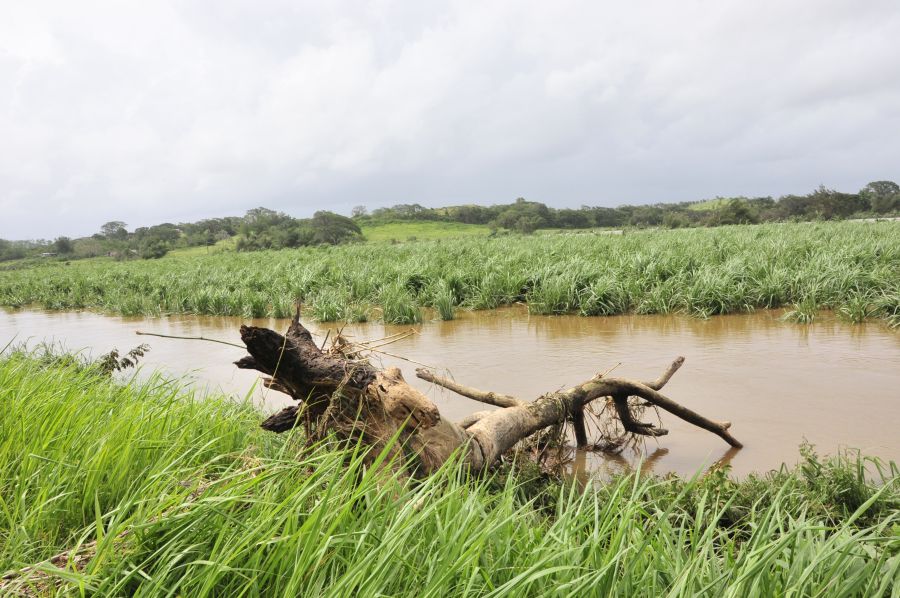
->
237, 309, 741, 476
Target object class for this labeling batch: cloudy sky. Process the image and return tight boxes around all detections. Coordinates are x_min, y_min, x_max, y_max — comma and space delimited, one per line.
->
2, 1, 899, 239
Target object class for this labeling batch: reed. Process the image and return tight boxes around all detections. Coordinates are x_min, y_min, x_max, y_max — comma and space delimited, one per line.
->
380, 281, 422, 324
1, 222, 898, 326
430, 279, 456, 321
0, 354, 897, 596
782, 296, 819, 324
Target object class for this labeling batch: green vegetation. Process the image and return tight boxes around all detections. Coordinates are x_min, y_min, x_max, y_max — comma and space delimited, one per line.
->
1, 221, 898, 326
0, 354, 897, 596
687, 198, 733, 212
355, 180, 900, 232
0, 208, 361, 264
360, 220, 490, 242
6, 179, 899, 264
235, 207, 362, 251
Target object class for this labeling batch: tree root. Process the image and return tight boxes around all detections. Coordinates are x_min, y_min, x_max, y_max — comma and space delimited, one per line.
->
236, 308, 742, 475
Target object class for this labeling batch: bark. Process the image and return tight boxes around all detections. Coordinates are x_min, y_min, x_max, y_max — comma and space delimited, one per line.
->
236, 312, 742, 475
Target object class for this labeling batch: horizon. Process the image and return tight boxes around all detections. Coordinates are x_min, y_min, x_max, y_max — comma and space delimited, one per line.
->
1, 185, 878, 243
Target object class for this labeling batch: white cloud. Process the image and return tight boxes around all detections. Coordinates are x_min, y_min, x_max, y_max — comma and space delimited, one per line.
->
1, 0, 899, 238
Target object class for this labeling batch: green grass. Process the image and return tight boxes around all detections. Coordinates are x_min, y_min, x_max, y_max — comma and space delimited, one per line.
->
164, 237, 237, 258
688, 198, 732, 211
360, 220, 491, 242
0, 354, 898, 596
1, 221, 898, 326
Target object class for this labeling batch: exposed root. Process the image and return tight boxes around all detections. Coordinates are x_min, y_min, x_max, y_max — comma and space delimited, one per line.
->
237, 309, 742, 476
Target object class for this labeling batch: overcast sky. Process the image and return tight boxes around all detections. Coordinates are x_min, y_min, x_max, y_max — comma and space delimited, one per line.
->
2, 1, 899, 239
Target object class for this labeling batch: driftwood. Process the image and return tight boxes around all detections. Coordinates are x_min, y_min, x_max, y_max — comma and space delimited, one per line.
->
237, 308, 741, 476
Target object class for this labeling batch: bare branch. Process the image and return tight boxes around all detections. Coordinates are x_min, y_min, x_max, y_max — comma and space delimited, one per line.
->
645, 356, 685, 390
578, 378, 741, 448
572, 406, 589, 447
415, 368, 525, 408
135, 330, 244, 349
611, 393, 669, 437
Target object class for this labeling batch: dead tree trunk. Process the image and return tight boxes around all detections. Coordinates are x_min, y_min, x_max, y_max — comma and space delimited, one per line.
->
236, 310, 741, 476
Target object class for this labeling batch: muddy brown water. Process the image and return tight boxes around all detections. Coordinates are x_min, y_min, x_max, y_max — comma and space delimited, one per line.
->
2, 307, 898, 477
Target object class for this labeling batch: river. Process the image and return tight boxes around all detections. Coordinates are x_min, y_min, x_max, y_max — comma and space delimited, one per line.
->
2, 307, 898, 477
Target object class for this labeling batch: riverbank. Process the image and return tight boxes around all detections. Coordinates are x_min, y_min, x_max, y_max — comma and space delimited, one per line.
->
3, 306, 899, 477
1, 353, 898, 596
1, 221, 898, 326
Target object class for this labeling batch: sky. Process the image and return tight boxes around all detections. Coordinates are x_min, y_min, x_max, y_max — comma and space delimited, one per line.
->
2, 1, 899, 240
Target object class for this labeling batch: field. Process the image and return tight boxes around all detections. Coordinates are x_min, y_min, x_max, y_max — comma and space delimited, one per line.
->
164, 237, 238, 258
359, 220, 491, 242
687, 198, 732, 211
0, 221, 898, 326
1, 353, 898, 596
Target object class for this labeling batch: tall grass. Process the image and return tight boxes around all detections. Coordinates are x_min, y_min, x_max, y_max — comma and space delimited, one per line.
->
430, 278, 456, 320
0, 355, 898, 596
1, 222, 898, 326
380, 281, 422, 324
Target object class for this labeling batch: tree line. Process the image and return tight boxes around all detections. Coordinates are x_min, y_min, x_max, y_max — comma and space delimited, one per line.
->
2, 180, 897, 262
352, 180, 899, 233
0, 209, 361, 263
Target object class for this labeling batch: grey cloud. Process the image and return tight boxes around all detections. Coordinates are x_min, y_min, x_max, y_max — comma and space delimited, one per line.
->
1, 0, 899, 239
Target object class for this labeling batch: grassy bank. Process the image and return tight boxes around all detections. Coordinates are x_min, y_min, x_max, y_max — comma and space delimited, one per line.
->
1, 221, 898, 326
1, 355, 898, 596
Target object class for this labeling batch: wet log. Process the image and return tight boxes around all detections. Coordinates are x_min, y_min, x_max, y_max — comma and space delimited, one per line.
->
235, 310, 742, 475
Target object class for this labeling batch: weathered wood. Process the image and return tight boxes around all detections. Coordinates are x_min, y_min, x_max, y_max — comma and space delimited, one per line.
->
235, 314, 742, 475
261, 405, 301, 432
414, 370, 524, 407
572, 406, 589, 447
612, 393, 668, 437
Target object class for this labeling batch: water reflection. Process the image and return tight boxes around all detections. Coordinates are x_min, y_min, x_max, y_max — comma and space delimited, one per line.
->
570, 445, 743, 484
2, 306, 898, 477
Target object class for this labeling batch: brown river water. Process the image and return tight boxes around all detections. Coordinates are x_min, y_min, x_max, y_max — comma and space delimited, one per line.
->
2, 307, 898, 477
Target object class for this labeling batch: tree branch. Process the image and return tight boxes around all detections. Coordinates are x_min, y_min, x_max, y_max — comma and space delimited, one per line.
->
415, 368, 525, 408
578, 378, 741, 448
612, 393, 669, 437
644, 356, 685, 390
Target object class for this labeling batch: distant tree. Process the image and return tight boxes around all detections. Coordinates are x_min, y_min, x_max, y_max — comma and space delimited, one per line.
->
310, 211, 363, 244
514, 215, 542, 234
807, 186, 866, 219
351, 205, 368, 218
386, 203, 436, 220
53, 236, 74, 254
243, 207, 291, 228
0, 239, 19, 261
73, 238, 106, 259
860, 180, 900, 214
586, 206, 627, 228
627, 205, 666, 227
870, 194, 900, 214
450, 205, 493, 224
139, 239, 168, 259
861, 180, 900, 197
100, 221, 128, 240
709, 199, 759, 225
244, 207, 279, 223
663, 213, 690, 228
493, 199, 552, 230
555, 208, 592, 229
